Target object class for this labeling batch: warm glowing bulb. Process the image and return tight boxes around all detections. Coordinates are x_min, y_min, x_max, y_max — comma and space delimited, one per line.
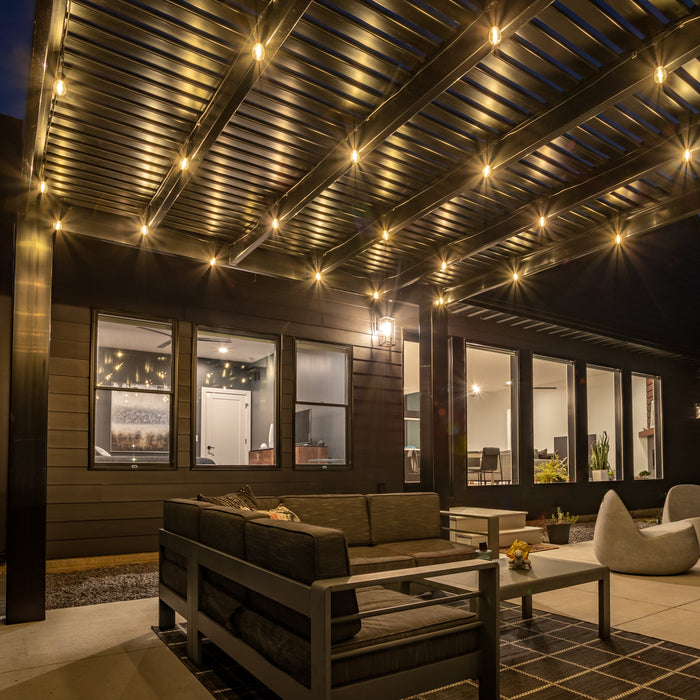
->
272, 217, 279, 230
39, 181, 47, 194
351, 148, 359, 163
382, 229, 388, 240
472, 384, 481, 395
315, 271, 321, 281
252, 42, 265, 62
438, 296, 444, 305
683, 148, 692, 163
441, 260, 447, 271
210, 257, 216, 266
488, 26, 502, 46
538, 215, 546, 227
513, 272, 519, 281
653, 65, 667, 84
218, 347, 228, 353
54, 220, 61, 231
54, 79, 66, 96
373, 291, 379, 300
180, 157, 188, 170
615, 233, 622, 245
482, 163, 491, 178
141, 224, 148, 235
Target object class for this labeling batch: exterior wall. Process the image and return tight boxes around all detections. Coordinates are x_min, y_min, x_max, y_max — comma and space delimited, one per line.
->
47, 236, 412, 559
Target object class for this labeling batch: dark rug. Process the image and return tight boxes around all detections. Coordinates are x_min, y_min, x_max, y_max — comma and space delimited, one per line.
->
152, 602, 700, 699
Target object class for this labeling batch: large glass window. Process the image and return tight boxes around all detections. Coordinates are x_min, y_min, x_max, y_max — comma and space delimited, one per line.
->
93, 314, 173, 468
632, 373, 663, 479
295, 340, 350, 467
587, 365, 622, 481
533, 356, 575, 484
403, 340, 420, 483
195, 330, 277, 468
466, 344, 518, 485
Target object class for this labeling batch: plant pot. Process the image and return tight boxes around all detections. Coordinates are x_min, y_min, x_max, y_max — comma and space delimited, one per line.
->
546, 523, 571, 545
591, 469, 607, 482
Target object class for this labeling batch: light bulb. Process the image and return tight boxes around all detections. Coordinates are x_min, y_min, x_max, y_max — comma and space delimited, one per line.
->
53, 79, 66, 96
210, 257, 216, 266
438, 296, 444, 305
513, 271, 519, 281
252, 42, 265, 62
441, 260, 447, 271
54, 220, 62, 231
488, 26, 502, 46
472, 384, 481, 395
683, 148, 692, 163
39, 181, 47, 194
315, 271, 321, 281
382, 229, 388, 240
272, 217, 279, 230
351, 148, 359, 163
482, 163, 491, 178
615, 233, 622, 245
538, 215, 546, 227
373, 291, 379, 300
653, 65, 667, 84
180, 157, 188, 170
141, 224, 148, 235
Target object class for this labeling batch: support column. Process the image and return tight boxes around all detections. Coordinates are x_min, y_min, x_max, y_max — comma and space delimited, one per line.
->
574, 360, 589, 483
7, 202, 53, 623
418, 299, 450, 504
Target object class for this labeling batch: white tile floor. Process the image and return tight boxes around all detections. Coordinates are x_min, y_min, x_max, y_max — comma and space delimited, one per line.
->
0, 542, 697, 699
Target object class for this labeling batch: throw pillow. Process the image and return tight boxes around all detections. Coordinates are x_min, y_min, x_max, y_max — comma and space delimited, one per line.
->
257, 505, 300, 522
198, 483, 258, 509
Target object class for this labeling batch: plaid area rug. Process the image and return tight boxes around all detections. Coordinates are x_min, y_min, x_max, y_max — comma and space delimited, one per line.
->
153, 602, 700, 699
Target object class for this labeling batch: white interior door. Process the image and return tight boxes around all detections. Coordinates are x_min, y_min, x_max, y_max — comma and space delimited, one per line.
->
201, 388, 251, 465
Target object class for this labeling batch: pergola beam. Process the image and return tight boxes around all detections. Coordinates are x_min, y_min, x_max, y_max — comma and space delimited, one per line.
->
144, 0, 311, 231
227, 0, 553, 266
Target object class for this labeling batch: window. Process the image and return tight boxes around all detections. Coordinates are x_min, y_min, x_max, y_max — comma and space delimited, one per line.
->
295, 340, 350, 467
195, 329, 277, 468
632, 373, 662, 479
403, 340, 420, 483
466, 344, 518, 485
533, 356, 576, 484
587, 365, 622, 481
93, 314, 173, 468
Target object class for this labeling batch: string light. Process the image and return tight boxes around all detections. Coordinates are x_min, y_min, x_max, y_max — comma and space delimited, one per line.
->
39, 181, 47, 194
351, 148, 359, 164
615, 233, 622, 245
53, 78, 66, 96
252, 42, 265, 62
653, 65, 667, 84
54, 220, 62, 231
141, 224, 148, 235
441, 260, 447, 271
272, 217, 279, 230
437, 296, 444, 305
512, 271, 519, 281
210, 257, 216, 266
482, 163, 491, 178
180, 157, 188, 170
683, 148, 692, 163
538, 215, 546, 228
315, 271, 321, 282
382, 229, 389, 240
373, 290, 379, 300
488, 26, 502, 46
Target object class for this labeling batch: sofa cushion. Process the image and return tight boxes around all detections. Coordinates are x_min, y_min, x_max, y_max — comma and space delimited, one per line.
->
280, 495, 371, 546
375, 539, 476, 566
237, 585, 479, 688
244, 519, 360, 643
347, 545, 415, 575
197, 483, 258, 509
366, 493, 442, 544
257, 504, 300, 521
163, 498, 213, 541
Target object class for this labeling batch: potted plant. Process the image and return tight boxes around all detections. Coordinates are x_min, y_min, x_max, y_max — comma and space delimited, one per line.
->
546, 506, 579, 544
635, 470, 651, 480
534, 454, 569, 483
589, 431, 610, 482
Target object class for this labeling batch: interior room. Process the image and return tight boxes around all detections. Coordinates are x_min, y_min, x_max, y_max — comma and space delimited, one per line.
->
1, 0, 699, 698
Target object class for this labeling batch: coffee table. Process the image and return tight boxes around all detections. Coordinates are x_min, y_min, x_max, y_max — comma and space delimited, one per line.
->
428, 556, 610, 638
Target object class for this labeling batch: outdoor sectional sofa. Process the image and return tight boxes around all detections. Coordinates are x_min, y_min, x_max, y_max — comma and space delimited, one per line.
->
159, 491, 499, 699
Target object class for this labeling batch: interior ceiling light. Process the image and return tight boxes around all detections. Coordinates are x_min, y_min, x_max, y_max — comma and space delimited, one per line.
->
252, 42, 265, 62
488, 26, 502, 46
180, 157, 188, 170
653, 65, 668, 84
53, 78, 66, 96
482, 163, 491, 178
351, 148, 359, 164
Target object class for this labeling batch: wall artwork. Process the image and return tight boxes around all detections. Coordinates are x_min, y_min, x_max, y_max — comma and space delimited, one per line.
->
110, 391, 170, 452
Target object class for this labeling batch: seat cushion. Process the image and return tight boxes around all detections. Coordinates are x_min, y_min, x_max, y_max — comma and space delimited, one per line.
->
366, 493, 442, 544
237, 585, 479, 688
244, 519, 360, 643
280, 495, 371, 546
347, 545, 415, 574
376, 539, 476, 566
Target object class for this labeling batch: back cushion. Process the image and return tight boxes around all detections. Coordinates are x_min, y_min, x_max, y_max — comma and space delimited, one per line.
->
163, 498, 213, 540
280, 495, 371, 546
244, 519, 360, 642
366, 492, 441, 544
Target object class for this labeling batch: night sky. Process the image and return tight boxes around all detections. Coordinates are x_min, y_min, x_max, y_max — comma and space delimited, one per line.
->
0, 1, 35, 120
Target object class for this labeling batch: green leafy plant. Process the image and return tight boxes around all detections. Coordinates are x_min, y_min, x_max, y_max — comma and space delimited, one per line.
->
551, 506, 579, 525
534, 454, 569, 483
589, 431, 610, 472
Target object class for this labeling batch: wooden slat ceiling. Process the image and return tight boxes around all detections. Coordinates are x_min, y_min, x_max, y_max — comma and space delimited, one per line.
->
27, 0, 700, 332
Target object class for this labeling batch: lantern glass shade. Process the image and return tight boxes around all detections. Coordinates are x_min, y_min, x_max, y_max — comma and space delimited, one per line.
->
375, 316, 396, 346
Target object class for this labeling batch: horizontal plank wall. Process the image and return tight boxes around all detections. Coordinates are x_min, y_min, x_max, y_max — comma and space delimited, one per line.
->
46, 237, 411, 558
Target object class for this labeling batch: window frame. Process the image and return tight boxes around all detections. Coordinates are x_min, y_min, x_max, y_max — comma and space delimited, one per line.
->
586, 363, 623, 481
89, 310, 177, 471
631, 372, 663, 480
191, 325, 280, 470
293, 338, 352, 470
403, 335, 420, 483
